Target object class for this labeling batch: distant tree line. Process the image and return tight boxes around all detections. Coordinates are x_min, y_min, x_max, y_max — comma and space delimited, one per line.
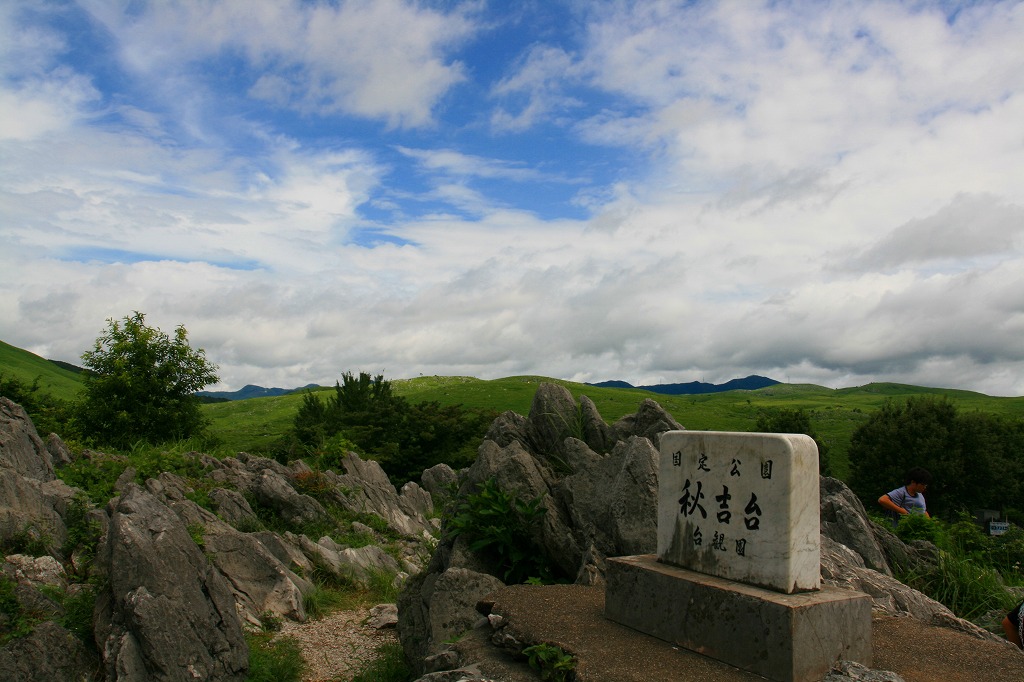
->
289, 371, 495, 484
848, 395, 1024, 520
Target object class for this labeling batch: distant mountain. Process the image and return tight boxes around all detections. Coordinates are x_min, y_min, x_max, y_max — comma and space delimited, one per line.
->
196, 383, 320, 401
589, 375, 780, 395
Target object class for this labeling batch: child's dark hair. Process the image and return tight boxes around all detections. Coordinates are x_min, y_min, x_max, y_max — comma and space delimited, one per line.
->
904, 467, 932, 486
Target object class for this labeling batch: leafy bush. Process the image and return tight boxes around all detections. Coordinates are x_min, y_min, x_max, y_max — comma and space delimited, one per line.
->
77, 312, 219, 448
291, 372, 494, 484
895, 513, 942, 546
447, 479, 561, 584
849, 395, 1024, 518
0, 372, 76, 438
0, 577, 36, 643
523, 642, 577, 682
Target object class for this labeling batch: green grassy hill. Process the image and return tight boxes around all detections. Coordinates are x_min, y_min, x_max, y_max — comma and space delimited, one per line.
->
0, 339, 85, 400
204, 375, 1024, 480
3, 337, 1022, 480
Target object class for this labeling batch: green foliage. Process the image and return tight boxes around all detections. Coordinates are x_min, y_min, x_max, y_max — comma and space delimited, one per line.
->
894, 512, 942, 545
1, 524, 53, 557
291, 372, 494, 484
187, 523, 206, 548
0, 577, 36, 643
754, 407, 833, 475
302, 583, 350, 620
348, 641, 413, 682
848, 395, 1024, 518
246, 632, 306, 682
56, 440, 214, 506
447, 479, 561, 584
62, 494, 103, 577
523, 643, 577, 682
77, 311, 219, 448
56, 452, 127, 505
897, 550, 1015, 622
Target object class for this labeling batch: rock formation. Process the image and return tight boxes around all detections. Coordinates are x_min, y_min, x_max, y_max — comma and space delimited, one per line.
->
397, 383, 1003, 680
0, 396, 436, 680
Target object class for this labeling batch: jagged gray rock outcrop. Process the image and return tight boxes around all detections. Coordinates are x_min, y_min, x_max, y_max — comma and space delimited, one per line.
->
93, 483, 249, 681
1, 396, 441, 680
398, 385, 679, 674
0, 398, 75, 554
397, 382, 1004, 679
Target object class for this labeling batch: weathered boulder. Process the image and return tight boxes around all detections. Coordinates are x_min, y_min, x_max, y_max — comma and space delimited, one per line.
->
611, 398, 685, 447
251, 467, 330, 527
45, 433, 74, 468
397, 567, 505, 671
420, 463, 458, 497
321, 452, 433, 537
0, 469, 69, 553
208, 487, 260, 529
555, 435, 660, 564
0, 398, 55, 482
93, 484, 248, 681
0, 620, 101, 682
820, 476, 892, 575
297, 535, 401, 587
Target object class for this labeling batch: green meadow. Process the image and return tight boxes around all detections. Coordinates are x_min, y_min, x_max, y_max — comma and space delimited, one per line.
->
5, 339, 1024, 481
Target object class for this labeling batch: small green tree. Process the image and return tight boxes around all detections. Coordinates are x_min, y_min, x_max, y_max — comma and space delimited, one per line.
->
77, 312, 219, 447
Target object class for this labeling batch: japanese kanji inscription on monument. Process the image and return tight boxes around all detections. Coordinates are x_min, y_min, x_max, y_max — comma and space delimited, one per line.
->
657, 431, 820, 594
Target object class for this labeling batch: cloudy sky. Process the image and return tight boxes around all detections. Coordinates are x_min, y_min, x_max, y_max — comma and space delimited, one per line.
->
2, 1, 1023, 396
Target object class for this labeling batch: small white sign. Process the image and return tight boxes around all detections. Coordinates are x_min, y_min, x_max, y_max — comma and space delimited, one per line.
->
990, 521, 1010, 536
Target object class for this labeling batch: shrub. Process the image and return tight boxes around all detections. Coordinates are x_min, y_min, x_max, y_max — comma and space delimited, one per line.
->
523, 642, 576, 682
447, 479, 561, 584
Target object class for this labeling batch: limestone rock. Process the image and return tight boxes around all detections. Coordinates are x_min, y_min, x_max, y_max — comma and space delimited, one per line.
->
0, 398, 55, 482
367, 603, 399, 629
0, 620, 101, 682
45, 433, 73, 468
611, 398, 685, 447
251, 467, 329, 527
397, 567, 505, 674
420, 463, 458, 496
93, 484, 248, 681
322, 452, 433, 537
820, 476, 891, 575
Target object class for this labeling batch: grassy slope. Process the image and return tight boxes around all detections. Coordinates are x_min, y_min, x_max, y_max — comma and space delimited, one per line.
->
0, 339, 84, 400
3, 337, 1022, 479
205, 375, 1024, 480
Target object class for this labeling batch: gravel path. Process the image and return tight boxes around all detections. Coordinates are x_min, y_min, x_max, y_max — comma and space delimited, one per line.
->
277, 606, 399, 682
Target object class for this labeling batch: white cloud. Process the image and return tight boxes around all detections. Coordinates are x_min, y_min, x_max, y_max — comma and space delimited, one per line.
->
1, 1, 1023, 399
78, 0, 477, 128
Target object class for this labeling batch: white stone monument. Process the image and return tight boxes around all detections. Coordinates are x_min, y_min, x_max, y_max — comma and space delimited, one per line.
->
605, 430, 872, 682
657, 431, 820, 593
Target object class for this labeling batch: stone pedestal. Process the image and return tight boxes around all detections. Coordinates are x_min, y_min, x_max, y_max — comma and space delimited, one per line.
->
605, 555, 873, 682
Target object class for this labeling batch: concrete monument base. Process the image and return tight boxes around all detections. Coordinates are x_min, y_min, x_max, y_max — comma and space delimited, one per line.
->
605, 555, 873, 682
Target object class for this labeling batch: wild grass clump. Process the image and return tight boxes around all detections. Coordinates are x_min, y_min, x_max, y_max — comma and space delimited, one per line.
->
348, 641, 412, 682
891, 512, 1022, 624
246, 632, 305, 682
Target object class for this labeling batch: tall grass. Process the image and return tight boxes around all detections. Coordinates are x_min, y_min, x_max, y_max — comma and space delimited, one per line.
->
347, 641, 412, 682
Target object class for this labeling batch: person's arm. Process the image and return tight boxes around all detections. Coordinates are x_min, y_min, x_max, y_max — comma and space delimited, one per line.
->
878, 493, 907, 516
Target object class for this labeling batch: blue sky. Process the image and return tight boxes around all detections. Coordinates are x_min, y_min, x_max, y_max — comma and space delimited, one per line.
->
2, 0, 1023, 395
